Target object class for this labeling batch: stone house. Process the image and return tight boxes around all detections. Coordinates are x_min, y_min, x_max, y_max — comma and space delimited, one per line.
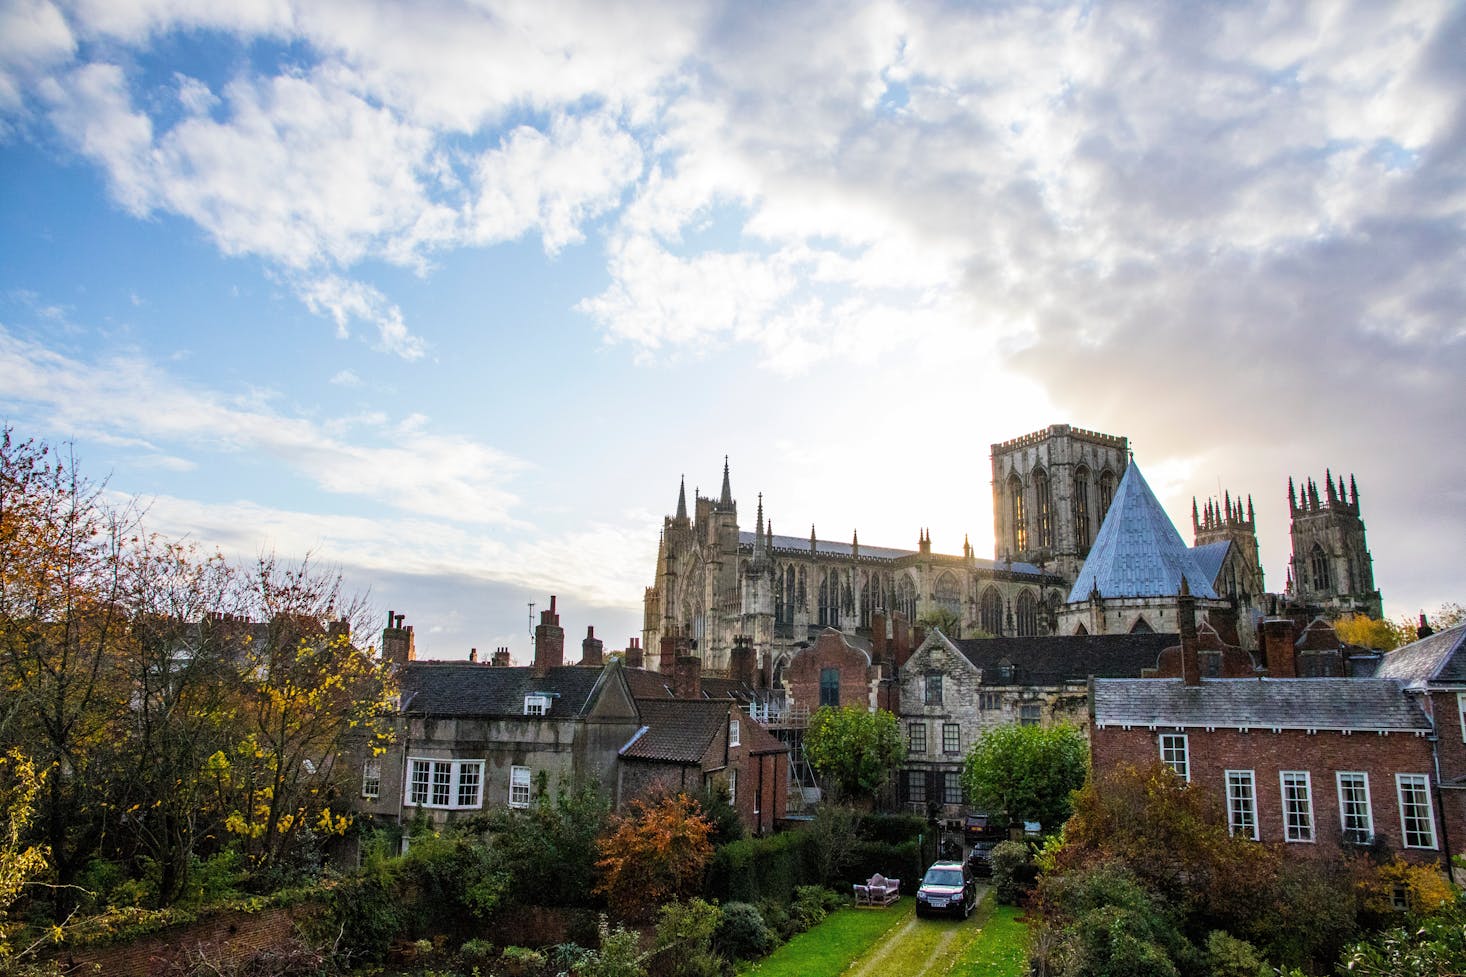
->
896, 628, 1177, 818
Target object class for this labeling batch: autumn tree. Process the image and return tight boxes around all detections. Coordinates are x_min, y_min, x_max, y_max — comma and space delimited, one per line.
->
1334, 614, 1406, 651
803, 706, 903, 803
594, 792, 713, 921
960, 722, 1087, 830
1, 750, 49, 965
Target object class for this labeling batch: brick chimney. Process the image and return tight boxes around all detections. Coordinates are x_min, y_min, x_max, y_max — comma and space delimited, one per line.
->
1178, 580, 1200, 687
891, 613, 913, 669
674, 654, 703, 699
660, 629, 693, 675
383, 610, 416, 665
1261, 617, 1298, 678
624, 637, 643, 669
870, 611, 887, 666
533, 596, 564, 678
729, 636, 756, 686
581, 626, 604, 667
469, 647, 478, 663
491, 647, 511, 667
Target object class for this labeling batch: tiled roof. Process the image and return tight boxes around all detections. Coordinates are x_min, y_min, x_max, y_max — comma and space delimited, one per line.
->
952, 633, 1177, 684
1189, 540, 1231, 588
622, 667, 767, 705
1067, 461, 1219, 602
1373, 625, 1466, 689
398, 662, 608, 718
740, 532, 1045, 575
1093, 677, 1430, 732
621, 699, 729, 763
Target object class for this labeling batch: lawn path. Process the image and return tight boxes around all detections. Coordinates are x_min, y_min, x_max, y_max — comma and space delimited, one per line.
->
843, 885, 992, 977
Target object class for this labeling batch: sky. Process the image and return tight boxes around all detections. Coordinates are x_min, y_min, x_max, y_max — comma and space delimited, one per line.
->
1, 0, 1462, 661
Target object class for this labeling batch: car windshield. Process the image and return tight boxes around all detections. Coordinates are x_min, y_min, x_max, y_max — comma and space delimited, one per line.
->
923, 868, 963, 887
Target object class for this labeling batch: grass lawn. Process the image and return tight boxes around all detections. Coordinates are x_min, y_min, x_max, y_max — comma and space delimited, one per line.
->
948, 902, 1028, 977
736, 898, 913, 977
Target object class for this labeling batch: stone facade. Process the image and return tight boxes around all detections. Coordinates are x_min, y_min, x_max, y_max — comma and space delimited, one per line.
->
1287, 472, 1383, 618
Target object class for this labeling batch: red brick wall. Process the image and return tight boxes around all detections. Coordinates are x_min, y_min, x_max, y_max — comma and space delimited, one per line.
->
784, 631, 875, 715
1092, 724, 1448, 864
50, 906, 310, 977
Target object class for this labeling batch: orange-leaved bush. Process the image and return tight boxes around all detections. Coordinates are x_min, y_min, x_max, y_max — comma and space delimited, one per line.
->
594, 791, 713, 920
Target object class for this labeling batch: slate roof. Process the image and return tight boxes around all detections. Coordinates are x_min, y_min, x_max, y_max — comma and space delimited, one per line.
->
397, 663, 608, 718
1189, 540, 1231, 588
951, 633, 1178, 684
1067, 461, 1219, 602
623, 667, 766, 705
620, 699, 730, 763
1093, 678, 1431, 732
1372, 625, 1466, 690
740, 531, 1045, 575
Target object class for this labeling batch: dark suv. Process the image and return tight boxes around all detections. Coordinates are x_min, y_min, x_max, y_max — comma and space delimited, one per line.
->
915, 860, 977, 919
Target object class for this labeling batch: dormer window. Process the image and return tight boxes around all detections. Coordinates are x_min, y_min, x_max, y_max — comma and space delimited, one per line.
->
524, 693, 550, 716
729, 719, 741, 747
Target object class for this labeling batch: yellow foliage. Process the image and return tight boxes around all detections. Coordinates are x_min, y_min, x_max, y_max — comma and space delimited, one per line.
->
1361, 857, 1453, 915
1334, 614, 1404, 651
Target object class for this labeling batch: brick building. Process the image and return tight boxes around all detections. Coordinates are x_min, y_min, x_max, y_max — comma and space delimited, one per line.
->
1090, 597, 1455, 867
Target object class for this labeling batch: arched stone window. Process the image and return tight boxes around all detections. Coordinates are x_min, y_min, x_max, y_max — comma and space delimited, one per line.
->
1099, 470, 1116, 520
897, 575, 918, 621
979, 586, 1004, 636
1034, 467, 1054, 549
1015, 590, 1039, 636
1310, 543, 1332, 592
935, 572, 961, 616
1074, 466, 1092, 551
798, 566, 807, 609
1008, 473, 1027, 553
818, 571, 840, 627
1345, 549, 1357, 593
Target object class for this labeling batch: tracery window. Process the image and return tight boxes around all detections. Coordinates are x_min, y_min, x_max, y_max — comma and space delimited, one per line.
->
1074, 466, 1091, 551
1015, 590, 1038, 637
935, 572, 961, 618
1034, 467, 1054, 549
1008, 474, 1027, 553
896, 575, 917, 621
1098, 470, 1116, 519
978, 587, 1004, 636
1309, 543, 1332, 592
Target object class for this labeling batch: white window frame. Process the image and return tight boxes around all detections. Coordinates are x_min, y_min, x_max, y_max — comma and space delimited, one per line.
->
509, 765, 532, 809
727, 767, 737, 805
1396, 773, 1438, 850
729, 719, 740, 748
1281, 770, 1314, 842
1225, 770, 1258, 840
361, 757, 381, 800
1458, 692, 1466, 743
524, 693, 550, 716
1336, 772, 1374, 843
405, 758, 484, 810
1159, 733, 1189, 781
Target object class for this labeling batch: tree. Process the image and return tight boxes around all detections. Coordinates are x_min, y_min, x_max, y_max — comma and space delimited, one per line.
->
1334, 613, 1406, 650
803, 706, 903, 803
476, 784, 611, 908
960, 722, 1087, 830
1, 750, 49, 965
917, 607, 962, 639
594, 792, 713, 921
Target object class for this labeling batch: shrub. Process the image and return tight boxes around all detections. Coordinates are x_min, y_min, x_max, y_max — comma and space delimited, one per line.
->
1203, 930, 1264, 977
789, 885, 839, 933
457, 937, 496, 970
651, 898, 723, 977
584, 917, 647, 977
714, 902, 774, 961
500, 945, 547, 977
990, 840, 1033, 905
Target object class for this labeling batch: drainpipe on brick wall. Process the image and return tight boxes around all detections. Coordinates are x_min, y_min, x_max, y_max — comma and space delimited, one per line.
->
1429, 727, 1455, 876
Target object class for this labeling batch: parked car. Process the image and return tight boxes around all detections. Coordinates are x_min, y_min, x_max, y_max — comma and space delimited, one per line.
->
962, 811, 1005, 845
915, 860, 977, 919
965, 838, 998, 878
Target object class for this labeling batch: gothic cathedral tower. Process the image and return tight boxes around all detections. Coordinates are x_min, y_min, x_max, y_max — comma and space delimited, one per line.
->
1287, 471, 1382, 618
991, 425, 1129, 582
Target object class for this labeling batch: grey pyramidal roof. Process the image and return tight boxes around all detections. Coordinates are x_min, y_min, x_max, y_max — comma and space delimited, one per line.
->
1067, 460, 1218, 602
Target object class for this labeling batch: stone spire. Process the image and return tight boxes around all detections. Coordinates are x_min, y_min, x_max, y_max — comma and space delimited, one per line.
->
719, 456, 732, 506
676, 475, 688, 520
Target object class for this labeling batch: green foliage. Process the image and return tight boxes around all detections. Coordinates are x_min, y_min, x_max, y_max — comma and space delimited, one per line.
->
788, 885, 840, 934
583, 917, 647, 977
804, 706, 904, 802
1235, 859, 1358, 973
1342, 890, 1466, 977
917, 607, 962, 638
474, 784, 611, 908
805, 805, 860, 886
1029, 863, 1194, 977
652, 898, 724, 977
714, 901, 774, 961
1202, 930, 1264, 977
706, 828, 815, 905
960, 722, 1087, 830
499, 945, 547, 977
695, 781, 745, 847
456, 936, 497, 970
989, 841, 1033, 906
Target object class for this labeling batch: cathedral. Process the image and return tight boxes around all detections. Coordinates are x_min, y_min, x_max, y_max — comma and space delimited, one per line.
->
644, 424, 1381, 676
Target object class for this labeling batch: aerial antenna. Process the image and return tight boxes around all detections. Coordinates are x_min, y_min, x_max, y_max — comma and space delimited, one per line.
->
528, 601, 536, 637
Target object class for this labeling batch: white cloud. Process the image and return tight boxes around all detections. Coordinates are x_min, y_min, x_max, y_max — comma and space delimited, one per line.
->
297, 274, 425, 359
329, 368, 362, 387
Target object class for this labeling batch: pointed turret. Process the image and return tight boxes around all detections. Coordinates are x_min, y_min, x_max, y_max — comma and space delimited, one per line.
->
719, 456, 732, 506
852, 529, 860, 561
810, 524, 817, 555
1247, 495, 1254, 522
1349, 474, 1358, 507
1288, 477, 1297, 512
755, 493, 764, 537
676, 476, 688, 521
1191, 497, 1200, 534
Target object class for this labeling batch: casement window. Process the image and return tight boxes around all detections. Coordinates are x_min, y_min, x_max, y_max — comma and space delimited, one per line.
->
406, 758, 484, 810
1336, 772, 1374, 843
943, 771, 963, 805
979, 691, 1003, 711
509, 765, 532, 809
942, 723, 961, 755
524, 694, 550, 716
820, 668, 840, 708
1019, 705, 1041, 727
729, 719, 741, 748
1458, 692, 1466, 743
924, 673, 943, 707
908, 722, 927, 754
1281, 771, 1314, 842
361, 758, 381, 800
727, 768, 737, 805
1159, 734, 1189, 781
907, 769, 927, 804
1397, 774, 1438, 849
1225, 770, 1258, 840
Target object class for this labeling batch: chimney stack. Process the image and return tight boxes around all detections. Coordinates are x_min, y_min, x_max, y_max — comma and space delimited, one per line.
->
533, 595, 565, 678
674, 654, 703, 699
1178, 580, 1200, 686
892, 613, 913, 669
383, 611, 416, 665
625, 637, 643, 669
1261, 617, 1298, 678
729, 636, 756, 686
492, 647, 511, 667
870, 610, 887, 666
581, 626, 604, 667
469, 647, 479, 663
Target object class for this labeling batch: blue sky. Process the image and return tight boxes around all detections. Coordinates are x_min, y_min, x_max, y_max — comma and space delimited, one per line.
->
2, 0, 1463, 659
